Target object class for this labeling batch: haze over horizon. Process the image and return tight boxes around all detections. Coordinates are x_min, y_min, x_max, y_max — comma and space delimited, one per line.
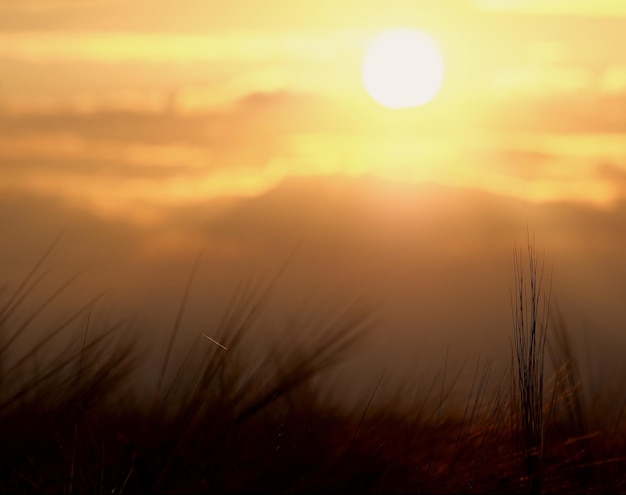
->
3, 175, 626, 404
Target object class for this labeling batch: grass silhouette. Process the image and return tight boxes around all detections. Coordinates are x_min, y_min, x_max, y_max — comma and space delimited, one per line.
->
511, 234, 551, 494
0, 236, 625, 494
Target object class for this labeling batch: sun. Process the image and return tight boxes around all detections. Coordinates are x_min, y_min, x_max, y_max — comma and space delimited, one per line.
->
361, 28, 445, 109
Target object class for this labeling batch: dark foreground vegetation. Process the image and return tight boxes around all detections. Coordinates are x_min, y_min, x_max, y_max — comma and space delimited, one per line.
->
1, 238, 625, 494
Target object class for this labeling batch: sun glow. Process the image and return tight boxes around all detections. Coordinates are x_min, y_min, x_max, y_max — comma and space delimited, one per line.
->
361, 29, 445, 109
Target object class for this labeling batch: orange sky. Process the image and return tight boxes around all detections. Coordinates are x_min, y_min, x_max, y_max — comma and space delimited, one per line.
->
2, 0, 626, 398
1, 0, 625, 223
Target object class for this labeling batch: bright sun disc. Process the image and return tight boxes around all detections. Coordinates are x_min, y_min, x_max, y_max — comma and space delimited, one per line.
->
362, 28, 445, 109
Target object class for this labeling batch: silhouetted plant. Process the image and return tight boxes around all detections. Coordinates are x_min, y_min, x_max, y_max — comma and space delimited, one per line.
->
511, 234, 551, 494
1, 234, 625, 493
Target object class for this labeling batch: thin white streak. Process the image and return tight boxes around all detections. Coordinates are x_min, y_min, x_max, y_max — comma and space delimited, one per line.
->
202, 333, 228, 351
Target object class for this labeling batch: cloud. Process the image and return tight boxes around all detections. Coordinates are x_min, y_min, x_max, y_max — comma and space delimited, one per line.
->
488, 65, 592, 95
595, 162, 626, 199
596, 162, 626, 183
487, 64, 626, 99
0, 0, 112, 11
0, 30, 366, 65
0, 133, 215, 171
0, 91, 336, 221
0, 155, 286, 225
485, 93, 626, 134
600, 65, 626, 94
2, 87, 626, 225
474, 0, 626, 17
481, 150, 555, 181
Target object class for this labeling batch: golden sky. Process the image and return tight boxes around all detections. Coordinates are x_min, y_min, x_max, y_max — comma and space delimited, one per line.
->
1, 0, 625, 225
2, 0, 626, 394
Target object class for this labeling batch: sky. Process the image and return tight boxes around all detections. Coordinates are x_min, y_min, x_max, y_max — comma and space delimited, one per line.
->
1, 0, 626, 402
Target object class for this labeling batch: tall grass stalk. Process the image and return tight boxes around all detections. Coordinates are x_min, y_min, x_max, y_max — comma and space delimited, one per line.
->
511, 235, 552, 494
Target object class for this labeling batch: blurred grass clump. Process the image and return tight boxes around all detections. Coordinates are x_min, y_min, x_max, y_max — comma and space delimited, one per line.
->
0, 235, 625, 494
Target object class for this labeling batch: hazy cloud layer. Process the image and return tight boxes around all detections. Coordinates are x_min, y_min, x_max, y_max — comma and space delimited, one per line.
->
474, 0, 626, 17
2, 87, 626, 223
0, 0, 113, 11
2, 176, 626, 400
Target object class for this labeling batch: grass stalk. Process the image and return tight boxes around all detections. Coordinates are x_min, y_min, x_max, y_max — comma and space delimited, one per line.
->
511, 233, 551, 494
